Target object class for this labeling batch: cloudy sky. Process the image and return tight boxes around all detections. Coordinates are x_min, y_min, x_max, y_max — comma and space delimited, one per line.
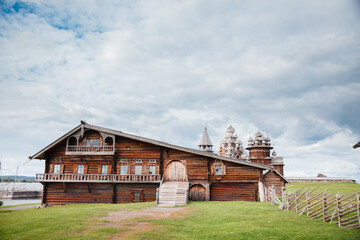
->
1, 0, 360, 181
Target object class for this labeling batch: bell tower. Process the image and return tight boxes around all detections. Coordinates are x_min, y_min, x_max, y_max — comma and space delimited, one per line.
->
198, 126, 213, 152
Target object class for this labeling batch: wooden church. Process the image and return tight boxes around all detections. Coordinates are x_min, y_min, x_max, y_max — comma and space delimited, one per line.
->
30, 121, 287, 206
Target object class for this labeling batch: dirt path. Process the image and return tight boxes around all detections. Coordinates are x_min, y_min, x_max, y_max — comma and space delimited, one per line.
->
93, 206, 190, 240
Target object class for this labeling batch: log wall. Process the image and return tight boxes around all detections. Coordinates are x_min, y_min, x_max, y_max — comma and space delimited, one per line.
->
264, 171, 285, 195
210, 183, 258, 201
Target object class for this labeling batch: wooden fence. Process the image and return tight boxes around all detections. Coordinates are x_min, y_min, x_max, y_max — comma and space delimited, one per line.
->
265, 186, 360, 229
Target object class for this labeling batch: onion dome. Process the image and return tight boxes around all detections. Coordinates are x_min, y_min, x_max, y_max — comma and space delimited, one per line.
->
256, 131, 263, 138
227, 124, 235, 133
272, 150, 277, 156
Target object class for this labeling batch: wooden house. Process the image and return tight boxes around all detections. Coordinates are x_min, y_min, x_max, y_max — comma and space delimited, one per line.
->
30, 122, 283, 206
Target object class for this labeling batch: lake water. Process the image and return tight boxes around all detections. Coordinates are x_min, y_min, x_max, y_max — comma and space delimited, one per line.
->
0, 182, 43, 206
1, 199, 41, 206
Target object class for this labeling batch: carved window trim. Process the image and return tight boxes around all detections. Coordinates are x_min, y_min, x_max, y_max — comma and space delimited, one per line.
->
212, 160, 226, 176
120, 158, 128, 163
134, 158, 142, 164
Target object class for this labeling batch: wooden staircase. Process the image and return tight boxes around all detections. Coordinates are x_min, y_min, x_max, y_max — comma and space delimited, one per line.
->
157, 181, 189, 206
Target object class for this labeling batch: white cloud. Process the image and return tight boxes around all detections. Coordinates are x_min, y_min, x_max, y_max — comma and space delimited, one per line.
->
0, 0, 359, 182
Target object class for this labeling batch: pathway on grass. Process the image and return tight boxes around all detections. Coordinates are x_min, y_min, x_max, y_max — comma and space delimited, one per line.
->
93, 205, 190, 239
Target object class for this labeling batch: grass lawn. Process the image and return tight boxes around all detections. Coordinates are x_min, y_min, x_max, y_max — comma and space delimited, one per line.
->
286, 182, 360, 196
135, 201, 360, 240
1, 200, 359, 240
0, 202, 154, 240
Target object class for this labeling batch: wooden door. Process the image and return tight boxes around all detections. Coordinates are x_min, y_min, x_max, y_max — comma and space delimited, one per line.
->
165, 161, 186, 181
189, 184, 206, 201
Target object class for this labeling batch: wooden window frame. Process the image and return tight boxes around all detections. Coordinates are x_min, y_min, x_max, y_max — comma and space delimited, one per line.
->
149, 165, 156, 175
99, 164, 112, 174
131, 190, 144, 202
120, 165, 128, 175
135, 165, 142, 175
212, 160, 226, 176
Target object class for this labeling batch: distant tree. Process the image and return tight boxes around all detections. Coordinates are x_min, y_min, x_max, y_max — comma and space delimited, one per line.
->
317, 173, 327, 177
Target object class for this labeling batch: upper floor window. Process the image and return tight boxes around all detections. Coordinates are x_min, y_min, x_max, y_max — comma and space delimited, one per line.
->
135, 165, 142, 175
120, 165, 128, 175
86, 139, 100, 147
78, 165, 85, 174
54, 164, 61, 174
149, 166, 156, 175
101, 165, 109, 174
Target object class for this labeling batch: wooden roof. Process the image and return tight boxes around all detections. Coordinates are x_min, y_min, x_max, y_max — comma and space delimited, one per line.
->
353, 142, 360, 149
29, 122, 271, 170
263, 169, 289, 183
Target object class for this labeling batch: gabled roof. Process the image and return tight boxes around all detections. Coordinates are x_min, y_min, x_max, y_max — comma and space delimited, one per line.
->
29, 122, 271, 170
264, 169, 289, 183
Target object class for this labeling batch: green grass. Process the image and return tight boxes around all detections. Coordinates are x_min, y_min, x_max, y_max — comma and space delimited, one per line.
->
133, 201, 360, 240
0, 202, 154, 240
0, 197, 359, 239
286, 182, 360, 196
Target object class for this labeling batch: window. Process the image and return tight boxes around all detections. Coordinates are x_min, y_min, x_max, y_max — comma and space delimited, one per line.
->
78, 165, 84, 174
86, 139, 100, 147
135, 165, 142, 175
120, 165, 127, 174
215, 166, 222, 175
101, 165, 108, 174
134, 192, 141, 201
54, 164, 61, 174
149, 166, 156, 175
93, 139, 100, 147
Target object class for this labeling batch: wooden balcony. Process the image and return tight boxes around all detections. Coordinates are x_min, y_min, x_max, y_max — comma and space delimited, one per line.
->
35, 173, 161, 183
65, 145, 115, 155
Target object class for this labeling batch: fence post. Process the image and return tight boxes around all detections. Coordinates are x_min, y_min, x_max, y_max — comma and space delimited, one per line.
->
323, 189, 327, 222
306, 191, 310, 216
271, 185, 275, 205
357, 193, 360, 228
295, 191, 299, 212
281, 187, 287, 210
337, 194, 341, 227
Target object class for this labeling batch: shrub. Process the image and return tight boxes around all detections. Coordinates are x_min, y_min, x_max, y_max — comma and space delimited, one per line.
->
0, 200, 3, 206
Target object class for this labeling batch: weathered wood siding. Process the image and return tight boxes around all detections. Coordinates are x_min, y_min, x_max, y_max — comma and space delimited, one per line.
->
264, 172, 285, 195
210, 183, 258, 201
209, 160, 261, 183
116, 183, 158, 203
45, 183, 113, 204
163, 149, 208, 181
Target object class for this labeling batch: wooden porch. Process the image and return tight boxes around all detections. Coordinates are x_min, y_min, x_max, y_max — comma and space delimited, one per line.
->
36, 173, 161, 183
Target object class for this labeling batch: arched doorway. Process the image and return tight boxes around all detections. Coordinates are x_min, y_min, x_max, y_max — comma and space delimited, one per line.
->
164, 160, 186, 181
189, 184, 206, 201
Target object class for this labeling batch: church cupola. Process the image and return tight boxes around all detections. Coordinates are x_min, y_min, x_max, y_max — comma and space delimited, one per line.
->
198, 127, 213, 152
218, 124, 245, 159
246, 131, 273, 165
